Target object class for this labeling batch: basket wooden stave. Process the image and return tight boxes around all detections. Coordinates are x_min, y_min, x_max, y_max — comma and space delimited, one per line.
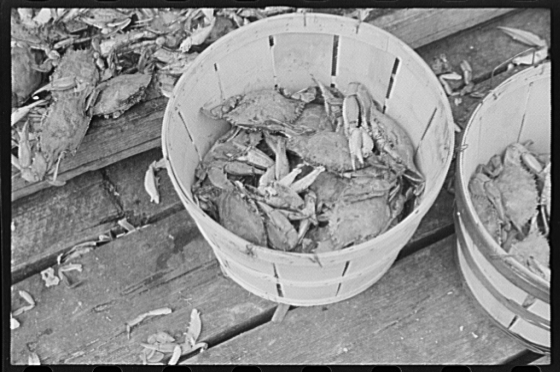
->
454, 63, 551, 354
162, 13, 455, 306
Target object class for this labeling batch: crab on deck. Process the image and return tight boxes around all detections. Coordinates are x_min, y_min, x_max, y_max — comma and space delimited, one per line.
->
11, 44, 43, 107
92, 72, 152, 119
30, 48, 100, 183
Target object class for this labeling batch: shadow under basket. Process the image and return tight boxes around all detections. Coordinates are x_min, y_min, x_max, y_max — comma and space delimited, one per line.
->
454, 62, 551, 354
162, 13, 455, 306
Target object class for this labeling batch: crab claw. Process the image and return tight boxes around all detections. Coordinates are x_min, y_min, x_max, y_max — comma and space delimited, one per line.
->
342, 95, 360, 137
360, 127, 374, 158
348, 127, 364, 171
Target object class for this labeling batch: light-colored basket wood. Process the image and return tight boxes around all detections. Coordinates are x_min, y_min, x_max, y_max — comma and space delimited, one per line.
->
455, 63, 550, 354
161, 13, 455, 306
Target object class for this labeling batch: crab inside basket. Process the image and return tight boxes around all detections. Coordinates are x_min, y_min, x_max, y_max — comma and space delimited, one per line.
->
162, 13, 455, 306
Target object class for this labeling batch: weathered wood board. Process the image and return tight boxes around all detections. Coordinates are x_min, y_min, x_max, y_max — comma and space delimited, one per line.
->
11, 149, 183, 283
187, 236, 527, 364
11, 8, 517, 201
10, 210, 273, 364
11, 171, 121, 278
100, 148, 182, 224
415, 8, 551, 129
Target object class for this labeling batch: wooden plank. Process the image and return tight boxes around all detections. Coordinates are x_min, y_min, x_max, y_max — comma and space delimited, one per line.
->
11, 171, 121, 275
188, 236, 527, 364
415, 8, 550, 129
369, 8, 517, 50
10, 8, 517, 201
101, 147, 182, 224
9, 171, 459, 363
10, 210, 274, 364
11, 148, 185, 284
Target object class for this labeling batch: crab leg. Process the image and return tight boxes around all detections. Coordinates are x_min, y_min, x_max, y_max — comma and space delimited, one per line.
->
264, 134, 290, 181
290, 166, 325, 194
11, 99, 48, 126
277, 165, 303, 187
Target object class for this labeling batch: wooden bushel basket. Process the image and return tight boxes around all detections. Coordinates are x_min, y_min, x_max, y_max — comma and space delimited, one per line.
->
162, 13, 455, 306
454, 63, 551, 354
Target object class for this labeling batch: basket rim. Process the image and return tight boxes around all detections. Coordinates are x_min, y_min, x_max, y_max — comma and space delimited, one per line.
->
162, 12, 456, 261
455, 62, 550, 294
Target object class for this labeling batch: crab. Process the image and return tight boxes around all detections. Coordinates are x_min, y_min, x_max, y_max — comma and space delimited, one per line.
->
369, 105, 424, 191
540, 162, 551, 234
492, 143, 539, 234
29, 48, 100, 184
469, 171, 506, 245
310, 171, 397, 212
194, 128, 273, 189
11, 43, 43, 107
152, 48, 199, 76
201, 89, 309, 135
508, 218, 550, 280
77, 8, 134, 35
217, 189, 267, 247
247, 166, 324, 211
91, 72, 153, 118
286, 131, 366, 173
291, 103, 335, 133
257, 201, 299, 251
312, 77, 345, 126
322, 191, 403, 250
263, 133, 290, 183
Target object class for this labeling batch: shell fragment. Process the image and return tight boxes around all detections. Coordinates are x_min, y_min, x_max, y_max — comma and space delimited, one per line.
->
144, 161, 160, 204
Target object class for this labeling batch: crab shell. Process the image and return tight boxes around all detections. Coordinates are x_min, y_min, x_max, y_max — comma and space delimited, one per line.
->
259, 203, 299, 251
509, 230, 550, 273
11, 44, 43, 107
369, 107, 422, 180
310, 171, 394, 210
292, 103, 335, 132
217, 191, 267, 247
92, 73, 152, 118
469, 173, 503, 245
286, 131, 367, 173
215, 89, 306, 126
37, 49, 99, 172
493, 145, 539, 231
327, 195, 392, 249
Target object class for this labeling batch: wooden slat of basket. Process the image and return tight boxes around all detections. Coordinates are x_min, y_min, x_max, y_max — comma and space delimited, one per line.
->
188, 235, 528, 364
11, 8, 517, 201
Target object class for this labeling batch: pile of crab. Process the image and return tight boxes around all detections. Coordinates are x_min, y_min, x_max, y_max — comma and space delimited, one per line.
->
469, 141, 551, 281
192, 80, 425, 254
10, 8, 300, 186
